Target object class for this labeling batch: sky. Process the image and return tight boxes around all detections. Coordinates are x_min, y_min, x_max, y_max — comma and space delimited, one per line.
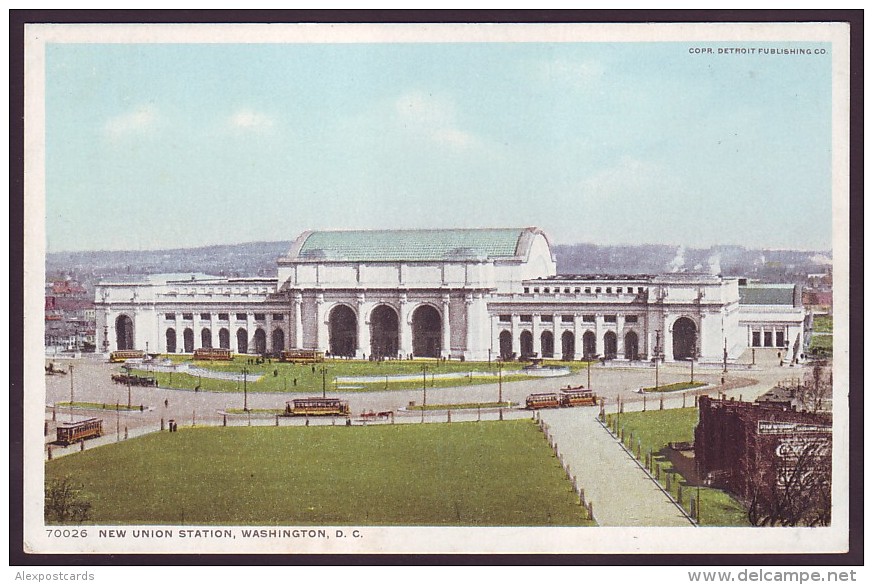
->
44, 37, 835, 252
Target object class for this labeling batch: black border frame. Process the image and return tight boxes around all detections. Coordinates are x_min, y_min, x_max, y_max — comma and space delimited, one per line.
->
8, 9, 863, 567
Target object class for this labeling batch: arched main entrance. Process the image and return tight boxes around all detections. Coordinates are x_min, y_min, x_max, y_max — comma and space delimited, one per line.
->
219, 328, 230, 349
582, 331, 596, 358
236, 328, 248, 354
271, 328, 284, 354
183, 328, 194, 353
329, 305, 357, 357
561, 331, 575, 361
412, 305, 441, 358
115, 315, 134, 350
201, 328, 212, 349
520, 331, 534, 359
673, 317, 698, 360
370, 305, 399, 359
625, 331, 639, 360
541, 331, 554, 358
499, 330, 513, 360
604, 331, 617, 359
166, 328, 177, 354
253, 329, 266, 355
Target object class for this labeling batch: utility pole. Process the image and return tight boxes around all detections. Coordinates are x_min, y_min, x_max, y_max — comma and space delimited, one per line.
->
497, 361, 503, 404
654, 330, 661, 392
421, 365, 428, 423
126, 366, 132, 408
586, 358, 591, 389
242, 367, 249, 412
321, 366, 327, 398
69, 364, 74, 422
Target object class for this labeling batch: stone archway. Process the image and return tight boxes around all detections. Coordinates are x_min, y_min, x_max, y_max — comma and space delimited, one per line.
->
201, 328, 212, 349
370, 305, 399, 359
115, 315, 134, 350
219, 328, 230, 349
329, 304, 357, 357
625, 331, 639, 361
540, 330, 554, 358
499, 330, 513, 360
673, 317, 698, 360
253, 329, 266, 355
236, 328, 248, 354
520, 330, 534, 359
604, 331, 617, 359
183, 328, 194, 353
582, 331, 596, 358
271, 328, 285, 354
411, 305, 441, 358
561, 331, 575, 361
166, 328, 177, 354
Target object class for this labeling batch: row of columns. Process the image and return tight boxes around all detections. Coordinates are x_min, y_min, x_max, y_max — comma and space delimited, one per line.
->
493, 314, 643, 360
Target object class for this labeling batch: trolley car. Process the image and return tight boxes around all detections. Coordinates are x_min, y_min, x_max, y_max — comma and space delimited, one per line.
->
525, 392, 562, 410
280, 349, 325, 364
285, 397, 350, 417
559, 386, 597, 407
109, 350, 146, 363
56, 418, 104, 445
193, 348, 234, 361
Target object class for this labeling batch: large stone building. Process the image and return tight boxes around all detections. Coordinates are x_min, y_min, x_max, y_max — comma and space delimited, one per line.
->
94, 227, 805, 364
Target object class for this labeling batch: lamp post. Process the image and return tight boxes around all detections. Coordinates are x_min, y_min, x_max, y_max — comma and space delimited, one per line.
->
421, 364, 428, 424
586, 358, 591, 389
497, 361, 503, 405
69, 364, 74, 422
125, 365, 132, 408
723, 338, 728, 374
320, 366, 327, 399
242, 367, 249, 412
654, 330, 661, 392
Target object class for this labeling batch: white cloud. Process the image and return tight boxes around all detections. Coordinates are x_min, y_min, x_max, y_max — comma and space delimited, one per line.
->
580, 156, 677, 200
532, 57, 604, 89
394, 91, 478, 150
103, 105, 158, 139
229, 109, 275, 131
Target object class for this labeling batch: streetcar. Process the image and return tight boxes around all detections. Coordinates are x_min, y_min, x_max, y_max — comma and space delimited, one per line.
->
109, 350, 146, 363
280, 349, 325, 364
193, 347, 234, 361
525, 392, 562, 410
559, 386, 597, 407
285, 397, 350, 416
56, 418, 104, 445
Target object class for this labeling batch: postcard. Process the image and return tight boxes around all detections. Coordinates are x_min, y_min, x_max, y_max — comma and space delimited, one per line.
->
21, 19, 852, 557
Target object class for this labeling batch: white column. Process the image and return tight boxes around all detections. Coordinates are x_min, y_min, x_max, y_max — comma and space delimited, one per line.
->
664, 315, 674, 361
553, 316, 560, 359
573, 315, 582, 360
491, 314, 500, 360
399, 293, 412, 359
356, 294, 370, 359
210, 313, 217, 349
532, 314, 541, 357
245, 313, 254, 354
511, 315, 520, 358
595, 314, 605, 357
265, 314, 273, 353
441, 294, 451, 358
315, 293, 327, 352
616, 314, 626, 357
294, 293, 303, 349
463, 294, 473, 358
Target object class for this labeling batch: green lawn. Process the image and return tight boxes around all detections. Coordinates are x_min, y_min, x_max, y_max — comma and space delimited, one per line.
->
54, 401, 144, 412
808, 334, 833, 357
606, 409, 750, 526
640, 381, 706, 393
130, 357, 584, 394
45, 420, 593, 527
813, 315, 833, 333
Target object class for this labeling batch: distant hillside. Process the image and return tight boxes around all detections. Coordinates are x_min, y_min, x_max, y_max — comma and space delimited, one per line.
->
47, 240, 831, 295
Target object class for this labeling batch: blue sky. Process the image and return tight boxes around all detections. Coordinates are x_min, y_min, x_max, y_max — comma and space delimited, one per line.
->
45, 41, 833, 252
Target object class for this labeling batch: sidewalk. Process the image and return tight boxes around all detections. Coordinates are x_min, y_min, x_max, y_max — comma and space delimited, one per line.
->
539, 407, 693, 527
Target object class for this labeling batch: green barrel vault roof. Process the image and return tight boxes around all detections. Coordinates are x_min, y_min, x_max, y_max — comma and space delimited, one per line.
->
738, 284, 798, 306
289, 228, 534, 262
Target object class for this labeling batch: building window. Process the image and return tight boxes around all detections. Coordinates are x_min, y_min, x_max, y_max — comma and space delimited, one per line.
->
617, 287, 623, 293
165, 313, 175, 320
564, 287, 570, 293
625, 315, 638, 324
582, 315, 595, 323
544, 288, 550, 293
604, 315, 617, 323
574, 288, 581, 293
200, 313, 211, 320
595, 287, 602, 293
499, 314, 512, 323
523, 287, 529, 294
520, 314, 533, 323
752, 331, 761, 347
182, 313, 193, 320
776, 331, 785, 347
638, 287, 645, 294
236, 313, 247, 321
763, 331, 773, 347
541, 314, 553, 323
272, 314, 284, 321
585, 287, 591, 293
254, 313, 265, 321
218, 313, 229, 321
606, 287, 612, 294
562, 315, 574, 323
533, 288, 540, 293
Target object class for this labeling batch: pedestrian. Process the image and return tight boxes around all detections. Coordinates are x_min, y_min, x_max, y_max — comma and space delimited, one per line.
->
293, 378, 297, 386
164, 398, 169, 408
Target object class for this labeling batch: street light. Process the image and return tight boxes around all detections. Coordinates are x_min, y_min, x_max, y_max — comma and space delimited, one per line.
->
320, 366, 327, 399
69, 364, 74, 422
421, 364, 428, 423
497, 361, 503, 405
242, 367, 249, 412
654, 330, 662, 392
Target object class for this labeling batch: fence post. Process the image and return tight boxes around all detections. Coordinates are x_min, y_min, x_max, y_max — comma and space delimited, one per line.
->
47, 445, 53, 460
643, 393, 647, 411
161, 418, 165, 431
447, 410, 452, 423
222, 414, 227, 427
587, 502, 594, 520
666, 472, 672, 491
276, 415, 280, 427
80, 441, 85, 452
660, 395, 664, 410
683, 392, 686, 408
677, 484, 683, 506
499, 408, 503, 421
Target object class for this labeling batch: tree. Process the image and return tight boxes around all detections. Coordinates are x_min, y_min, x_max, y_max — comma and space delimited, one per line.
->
747, 440, 832, 527
798, 363, 832, 413
45, 477, 92, 523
